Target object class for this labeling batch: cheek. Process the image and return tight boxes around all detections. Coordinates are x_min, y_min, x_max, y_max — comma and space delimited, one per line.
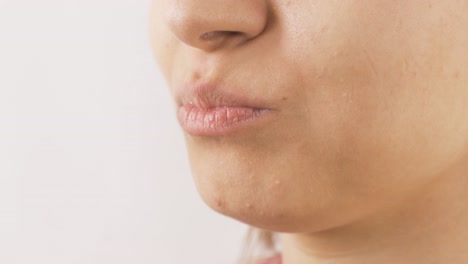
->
284, 0, 468, 199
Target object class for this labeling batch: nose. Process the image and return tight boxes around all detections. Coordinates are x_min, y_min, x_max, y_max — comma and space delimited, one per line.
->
165, 0, 269, 52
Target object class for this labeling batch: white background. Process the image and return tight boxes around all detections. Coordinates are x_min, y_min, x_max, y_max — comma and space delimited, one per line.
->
0, 1, 247, 263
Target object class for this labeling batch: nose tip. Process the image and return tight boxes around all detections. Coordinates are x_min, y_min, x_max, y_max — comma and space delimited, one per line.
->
165, 0, 268, 52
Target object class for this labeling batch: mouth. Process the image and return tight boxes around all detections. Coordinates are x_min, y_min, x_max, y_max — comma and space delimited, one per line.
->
177, 82, 275, 137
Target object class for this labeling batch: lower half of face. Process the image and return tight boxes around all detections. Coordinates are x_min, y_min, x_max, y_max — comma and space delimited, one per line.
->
152, 0, 468, 232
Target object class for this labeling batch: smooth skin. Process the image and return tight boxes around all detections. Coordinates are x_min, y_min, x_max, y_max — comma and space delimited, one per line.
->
150, 1, 468, 263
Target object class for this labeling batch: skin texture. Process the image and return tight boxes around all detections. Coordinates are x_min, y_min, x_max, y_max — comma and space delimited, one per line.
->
150, 1, 468, 263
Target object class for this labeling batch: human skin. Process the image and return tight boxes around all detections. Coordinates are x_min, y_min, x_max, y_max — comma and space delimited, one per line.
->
150, 1, 468, 263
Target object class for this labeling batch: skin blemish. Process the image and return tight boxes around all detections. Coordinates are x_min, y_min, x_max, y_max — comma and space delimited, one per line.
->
274, 180, 281, 185
320, 25, 329, 34
282, 97, 288, 101
317, 66, 327, 79
246, 202, 253, 209
214, 196, 224, 208
333, 50, 343, 58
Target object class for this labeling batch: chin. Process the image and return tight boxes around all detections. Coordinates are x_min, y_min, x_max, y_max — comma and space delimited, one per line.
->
189, 165, 290, 230
189, 164, 342, 234
184, 137, 336, 233
197, 187, 293, 232
182, 124, 390, 233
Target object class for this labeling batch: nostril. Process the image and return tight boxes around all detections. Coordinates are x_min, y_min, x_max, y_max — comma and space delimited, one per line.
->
200, 31, 222, 40
165, 1, 268, 51
200, 31, 242, 41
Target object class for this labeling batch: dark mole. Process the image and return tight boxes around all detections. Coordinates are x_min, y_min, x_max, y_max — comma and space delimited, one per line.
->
282, 97, 288, 101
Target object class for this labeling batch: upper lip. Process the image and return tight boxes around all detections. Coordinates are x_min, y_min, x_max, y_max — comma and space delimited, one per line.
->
177, 81, 271, 110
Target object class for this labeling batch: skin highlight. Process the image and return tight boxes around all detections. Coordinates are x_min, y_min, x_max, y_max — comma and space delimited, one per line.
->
150, 1, 468, 263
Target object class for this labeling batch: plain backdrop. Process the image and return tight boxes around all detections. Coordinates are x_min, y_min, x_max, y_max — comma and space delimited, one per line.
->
0, 1, 247, 263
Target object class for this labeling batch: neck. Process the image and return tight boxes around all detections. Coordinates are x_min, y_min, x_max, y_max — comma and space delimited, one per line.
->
280, 160, 468, 264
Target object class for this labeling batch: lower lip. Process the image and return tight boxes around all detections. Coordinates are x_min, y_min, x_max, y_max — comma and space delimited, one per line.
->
178, 105, 272, 136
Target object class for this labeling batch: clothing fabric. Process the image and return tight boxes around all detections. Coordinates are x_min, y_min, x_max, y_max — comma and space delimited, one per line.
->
255, 254, 282, 264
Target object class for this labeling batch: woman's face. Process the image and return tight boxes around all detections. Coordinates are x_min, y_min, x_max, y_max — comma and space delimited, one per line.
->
150, 0, 468, 232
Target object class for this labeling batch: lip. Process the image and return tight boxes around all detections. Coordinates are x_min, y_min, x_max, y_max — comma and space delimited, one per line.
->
177, 82, 274, 136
